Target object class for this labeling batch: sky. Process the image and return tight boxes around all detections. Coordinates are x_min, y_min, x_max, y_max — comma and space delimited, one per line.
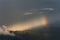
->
0, 0, 60, 25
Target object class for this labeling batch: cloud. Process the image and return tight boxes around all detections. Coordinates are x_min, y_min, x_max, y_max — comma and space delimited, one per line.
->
24, 12, 33, 15
40, 8, 54, 11
0, 25, 15, 36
